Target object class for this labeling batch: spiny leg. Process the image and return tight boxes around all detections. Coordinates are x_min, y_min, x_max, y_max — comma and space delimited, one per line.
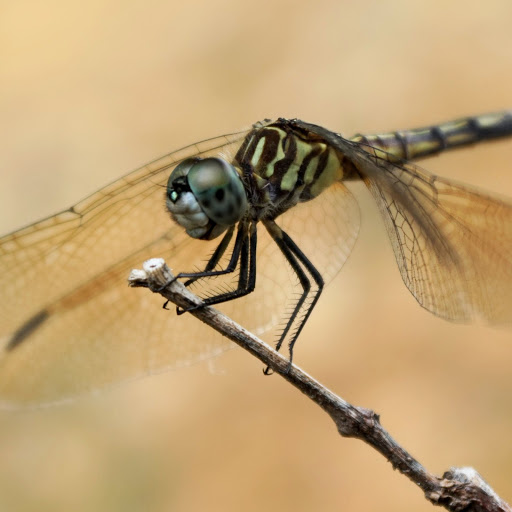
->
163, 226, 234, 303
177, 221, 258, 315
263, 220, 324, 372
266, 224, 311, 354
169, 225, 236, 313
279, 229, 324, 351
178, 224, 241, 284
201, 221, 257, 306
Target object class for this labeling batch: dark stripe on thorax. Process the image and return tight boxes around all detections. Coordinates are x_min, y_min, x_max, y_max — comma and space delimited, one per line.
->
235, 127, 281, 175
297, 144, 323, 184
273, 131, 297, 188
310, 145, 330, 184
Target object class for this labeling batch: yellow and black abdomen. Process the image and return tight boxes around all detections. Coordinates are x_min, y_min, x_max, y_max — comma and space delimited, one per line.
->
351, 111, 512, 162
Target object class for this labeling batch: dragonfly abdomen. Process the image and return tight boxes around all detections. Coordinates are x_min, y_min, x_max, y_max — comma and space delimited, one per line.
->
351, 110, 512, 162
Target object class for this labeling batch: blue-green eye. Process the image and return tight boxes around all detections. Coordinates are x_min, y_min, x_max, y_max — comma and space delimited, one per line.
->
188, 158, 247, 226
166, 157, 248, 240
166, 158, 199, 203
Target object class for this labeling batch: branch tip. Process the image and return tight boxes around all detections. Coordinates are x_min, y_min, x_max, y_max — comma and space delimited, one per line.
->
128, 257, 511, 512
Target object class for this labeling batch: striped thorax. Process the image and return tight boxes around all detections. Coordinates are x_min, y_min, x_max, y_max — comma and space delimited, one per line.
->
234, 120, 347, 220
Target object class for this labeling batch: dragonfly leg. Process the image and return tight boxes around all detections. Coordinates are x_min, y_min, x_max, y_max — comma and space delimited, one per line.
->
263, 220, 324, 371
200, 220, 257, 306
176, 220, 258, 314
162, 226, 239, 311
177, 224, 236, 285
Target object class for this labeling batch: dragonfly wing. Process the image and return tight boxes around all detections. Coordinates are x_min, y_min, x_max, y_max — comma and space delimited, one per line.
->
0, 125, 360, 406
0, 130, 250, 406
350, 145, 512, 324
216, 180, 360, 341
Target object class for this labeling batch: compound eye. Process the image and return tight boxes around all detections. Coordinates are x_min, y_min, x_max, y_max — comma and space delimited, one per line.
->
166, 158, 199, 203
188, 158, 247, 226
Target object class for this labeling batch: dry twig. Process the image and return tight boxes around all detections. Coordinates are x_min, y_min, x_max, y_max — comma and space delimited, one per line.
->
129, 258, 511, 512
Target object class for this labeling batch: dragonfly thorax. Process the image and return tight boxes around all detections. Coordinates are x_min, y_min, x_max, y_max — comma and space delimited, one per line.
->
233, 120, 346, 221
166, 157, 248, 240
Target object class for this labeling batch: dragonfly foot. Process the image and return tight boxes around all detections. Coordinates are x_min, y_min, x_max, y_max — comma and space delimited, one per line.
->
160, 276, 181, 310
176, 303, 203, 316
155, 275, 178, 293
262, 366, 273, 376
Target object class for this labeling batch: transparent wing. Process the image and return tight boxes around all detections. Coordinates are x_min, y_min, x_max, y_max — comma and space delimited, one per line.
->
218, 180, 360, 339
348, 143, 512, 324
0, 129, 360, 406
0, 130, 250, 406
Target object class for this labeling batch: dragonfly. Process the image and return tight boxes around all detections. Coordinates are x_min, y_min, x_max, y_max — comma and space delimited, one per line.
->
1, 111, 512, 406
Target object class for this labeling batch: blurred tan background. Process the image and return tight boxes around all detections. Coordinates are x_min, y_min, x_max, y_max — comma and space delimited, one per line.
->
1, 0, 512, 510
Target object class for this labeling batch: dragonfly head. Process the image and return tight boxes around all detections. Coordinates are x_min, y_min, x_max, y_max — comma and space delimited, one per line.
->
166, 157, 248, 240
